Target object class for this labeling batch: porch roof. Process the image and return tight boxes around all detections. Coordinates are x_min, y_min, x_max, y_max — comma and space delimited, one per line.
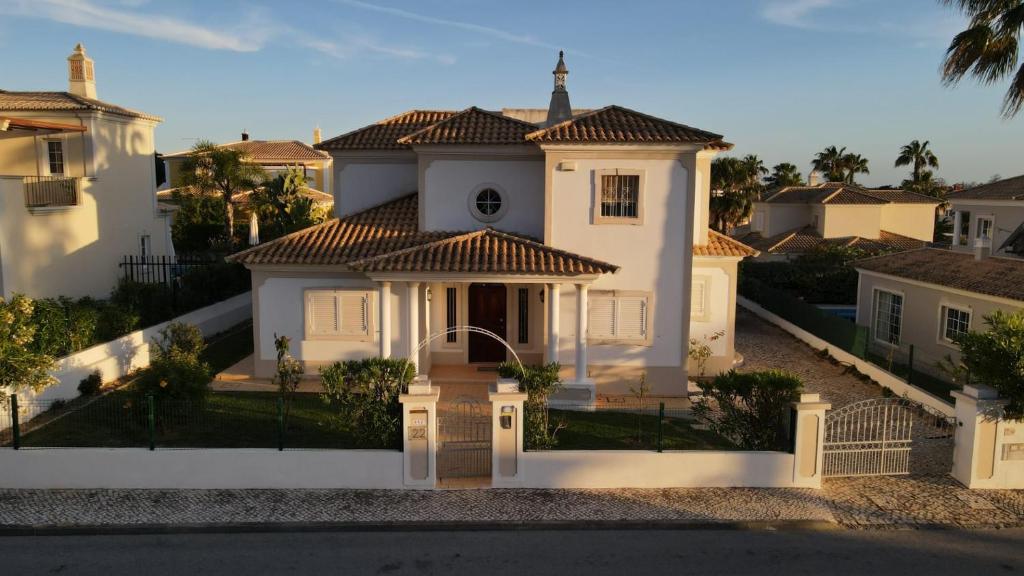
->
0, 115, 87, 136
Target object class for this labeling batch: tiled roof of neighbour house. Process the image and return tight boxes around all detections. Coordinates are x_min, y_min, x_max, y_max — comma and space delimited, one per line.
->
735, 226, 928, 255
693, 230, 759, 257
762, 183, 939, 205
163, 140, 329, 161
526, 105, 728, 147
227, 192, 619, 277
315, 110, 457, 151
945, 174, 1024, 201
346, 228, 620, 276
855, 248, 1024, 303
397, 107, 540, 146
156, 186, 334, 205
0, 90, 161, 121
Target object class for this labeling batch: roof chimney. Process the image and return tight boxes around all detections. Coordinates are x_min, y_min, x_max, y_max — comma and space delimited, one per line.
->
67, 43, 96, 99
545, 51, 572, 127
313, 126, 322, 145
808, 170, 820, 187
241, 130, 250, 141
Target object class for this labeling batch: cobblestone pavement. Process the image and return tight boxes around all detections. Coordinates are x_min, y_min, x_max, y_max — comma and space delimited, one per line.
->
0, 488, 833, 527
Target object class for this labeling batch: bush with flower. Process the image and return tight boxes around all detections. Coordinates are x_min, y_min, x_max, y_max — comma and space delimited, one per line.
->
0, 294, 57, 405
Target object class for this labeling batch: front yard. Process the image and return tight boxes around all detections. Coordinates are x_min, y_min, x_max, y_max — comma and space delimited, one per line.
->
550, 409, 735, 451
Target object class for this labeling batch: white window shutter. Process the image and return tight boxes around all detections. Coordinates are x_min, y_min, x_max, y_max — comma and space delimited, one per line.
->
309, 292, 339, 336
589, 297, 616, 338
617, 297, 648, 340
339, 292, 370, 336
691, 280, 706, 318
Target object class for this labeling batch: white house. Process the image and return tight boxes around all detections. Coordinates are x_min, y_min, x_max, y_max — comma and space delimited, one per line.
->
0, 44, 173, 299
737, 181, 939, 259
229, 53, 756, 398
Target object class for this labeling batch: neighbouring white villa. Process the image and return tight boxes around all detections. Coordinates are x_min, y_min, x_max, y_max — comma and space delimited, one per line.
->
0, 44, 173, 299
736, 180, 939, 259
229, 53, 756, 398
854, 175, 1024, 380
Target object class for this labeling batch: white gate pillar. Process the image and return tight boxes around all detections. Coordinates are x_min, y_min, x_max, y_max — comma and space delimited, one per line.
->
951, 385, 1023, 489
546, 283, 560, 364
792, 393, 830, 489
379, 281, 392, 358
490, 378, 527, 487
407, 281, 421, 374
399, 376, 438, 488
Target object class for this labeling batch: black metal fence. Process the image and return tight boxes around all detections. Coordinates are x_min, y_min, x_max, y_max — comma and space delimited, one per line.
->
119, 254, 219, 285
2, 393, 381, 451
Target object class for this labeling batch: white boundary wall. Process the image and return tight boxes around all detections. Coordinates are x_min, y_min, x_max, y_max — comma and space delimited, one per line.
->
738, 296, 954, 417
26, 292, 252, 404
0, 449, 403, 489
520, 450, 798, 488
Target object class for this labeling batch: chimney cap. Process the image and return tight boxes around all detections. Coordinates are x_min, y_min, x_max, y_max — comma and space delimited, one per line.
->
241, 130, 250, 141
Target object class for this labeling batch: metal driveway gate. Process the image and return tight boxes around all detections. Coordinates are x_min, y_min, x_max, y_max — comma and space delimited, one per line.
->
823, 398, 915, 477
437, 396, 492, 479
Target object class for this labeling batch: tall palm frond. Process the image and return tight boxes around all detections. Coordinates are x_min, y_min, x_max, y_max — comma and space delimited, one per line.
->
895, 139, 940, 182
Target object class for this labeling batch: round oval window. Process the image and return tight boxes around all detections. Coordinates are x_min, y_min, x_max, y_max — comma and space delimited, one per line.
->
475, 188, 502, 217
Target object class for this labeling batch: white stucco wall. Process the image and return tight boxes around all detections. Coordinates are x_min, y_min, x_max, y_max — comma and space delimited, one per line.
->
689, 264, 732, 358
333, 160, 417, 217
421, 158, 545, 238
948, 200, 1024, 256
0, 111, 172, 299
761, 204, 811, 237
550, 157, 690, 368
822, 204, 882, 239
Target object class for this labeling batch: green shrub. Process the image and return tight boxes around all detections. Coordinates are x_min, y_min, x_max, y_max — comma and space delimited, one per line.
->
95, 304, 140, 342
135, 322, 212, 404
692, 369, 802, 450
78, 369, 103, 396
943, 310, 1024, 419
498, 361, 563, 450
320, 357, 414, 449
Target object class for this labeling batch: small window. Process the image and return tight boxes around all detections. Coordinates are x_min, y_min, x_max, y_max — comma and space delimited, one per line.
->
140, 235, 151, 257
517, 288, 529, 344
941, 305, 971, 344
468, 185, 507, 223
957, 211, 971, 246
306, 289, 373, 340
47, 141, 64, 175
589, 291, 650, 343
599, 172, 641, 220
976, 216, 994, 244
873, 289, 903, 346
445, 287, 457, 343
691, 277, 710, 321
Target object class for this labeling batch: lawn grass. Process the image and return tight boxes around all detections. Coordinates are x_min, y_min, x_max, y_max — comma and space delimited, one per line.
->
19, 391, 372, 449
549, 409, 736, 451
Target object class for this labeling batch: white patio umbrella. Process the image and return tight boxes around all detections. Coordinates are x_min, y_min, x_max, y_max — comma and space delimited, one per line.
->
248, 211, 260, 246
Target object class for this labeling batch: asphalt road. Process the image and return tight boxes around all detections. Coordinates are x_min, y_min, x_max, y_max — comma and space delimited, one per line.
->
2, 528, 1022, 575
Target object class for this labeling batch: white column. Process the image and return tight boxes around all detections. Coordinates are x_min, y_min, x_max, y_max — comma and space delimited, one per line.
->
407, 281, 420, 373
546, 283, 560, 364
952, 210, 962, 246
379, 281, 391, 358
574, 283, 588, 382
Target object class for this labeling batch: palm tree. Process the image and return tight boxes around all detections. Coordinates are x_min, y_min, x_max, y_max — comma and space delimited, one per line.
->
812, 146, 847, 182
710, 156, 764, 232
841, 153, 870, 184
740, 154, 768, 185
180, 140, 267, 240
940, 0, 1024, 118
766, 163, 803, 187
895, 140, 939, 182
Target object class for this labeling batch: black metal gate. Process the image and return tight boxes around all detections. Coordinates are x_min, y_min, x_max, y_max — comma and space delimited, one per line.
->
437, 396, 492, 479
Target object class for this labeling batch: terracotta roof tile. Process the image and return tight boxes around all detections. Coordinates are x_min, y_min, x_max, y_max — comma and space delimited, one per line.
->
347, 228, 619, 275
526, 105, 724, 145
855, 248, 1024, 302
735, 226, 928, 255
946, 174, 1024, 201
397, 107, 538, 146
227, 193, 618, 277
315, 110, 456, 151
763, 183, 939, 205
694, 230, 759, 257
157, 186, 333, 205
163, 140, 328, 161
0, 90, 161, 121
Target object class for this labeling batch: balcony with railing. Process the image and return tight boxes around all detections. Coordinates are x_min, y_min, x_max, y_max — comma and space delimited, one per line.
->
22, 176, 80, 209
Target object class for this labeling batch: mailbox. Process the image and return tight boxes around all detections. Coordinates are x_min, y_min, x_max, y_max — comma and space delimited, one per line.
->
408, 409, 429, 480
501, 406, 514, 429
497, 404, 517, 478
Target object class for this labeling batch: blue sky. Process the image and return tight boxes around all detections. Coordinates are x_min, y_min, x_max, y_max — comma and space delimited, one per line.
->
0, 0, 1020, 186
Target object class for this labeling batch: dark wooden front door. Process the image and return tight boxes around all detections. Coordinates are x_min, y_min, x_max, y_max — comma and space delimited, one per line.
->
468, 284, 507, 363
